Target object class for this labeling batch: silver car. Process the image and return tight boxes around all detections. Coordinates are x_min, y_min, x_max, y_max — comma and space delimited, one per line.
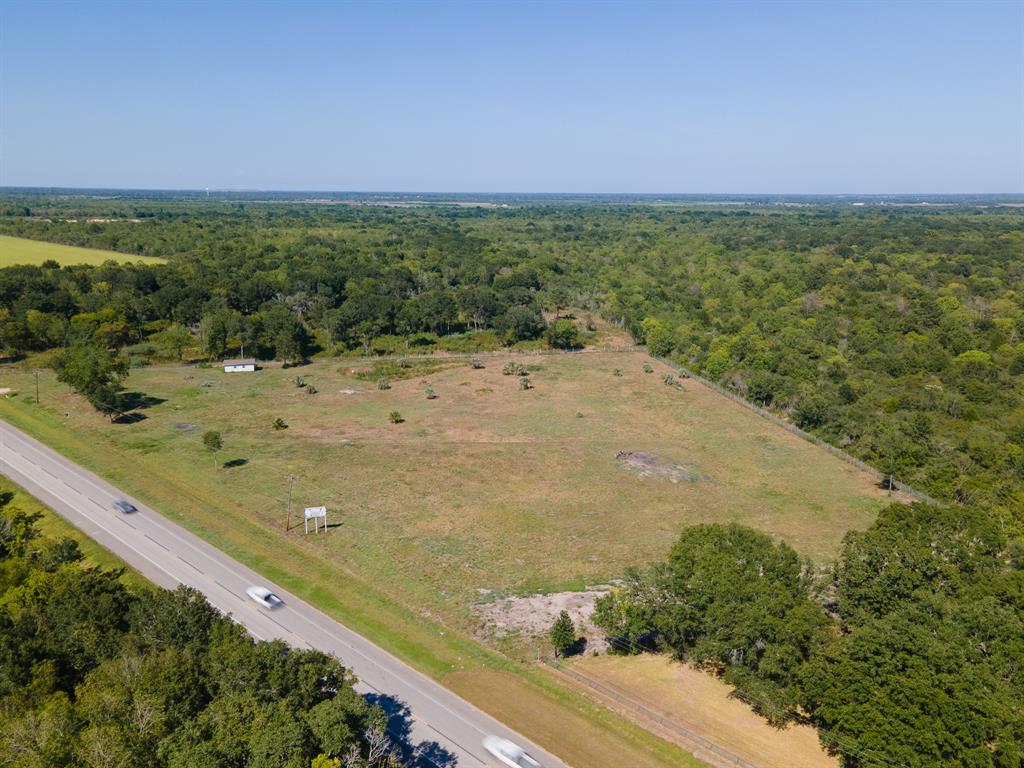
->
245, 586, 284, 609
482, 736, 541, 768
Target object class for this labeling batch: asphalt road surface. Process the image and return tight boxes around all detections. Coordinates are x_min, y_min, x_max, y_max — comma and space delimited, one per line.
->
0, 419, 570, 768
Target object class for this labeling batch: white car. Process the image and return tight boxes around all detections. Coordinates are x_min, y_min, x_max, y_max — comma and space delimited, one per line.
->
482, 736, 541, 768
245, 586, 284, 609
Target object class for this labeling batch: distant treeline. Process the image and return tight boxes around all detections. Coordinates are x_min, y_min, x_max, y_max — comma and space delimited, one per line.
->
0, 198, 1021, 512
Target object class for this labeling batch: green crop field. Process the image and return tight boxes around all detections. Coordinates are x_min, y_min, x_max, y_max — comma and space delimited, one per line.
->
0, 350, 897, 767
0, 234, 165, 266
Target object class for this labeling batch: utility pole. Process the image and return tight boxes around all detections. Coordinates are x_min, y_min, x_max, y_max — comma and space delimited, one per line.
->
284, 474, 296, 532
34, 371, 39, 404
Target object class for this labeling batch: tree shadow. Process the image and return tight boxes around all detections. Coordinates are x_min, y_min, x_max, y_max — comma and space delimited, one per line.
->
364, 693, 458, 768
222, 458, 248, 468
878, 476, 900, 491
118, 392, 167, 410
566, 636, 588, 657
113, 412, 148, 424
412, 742, 459, 768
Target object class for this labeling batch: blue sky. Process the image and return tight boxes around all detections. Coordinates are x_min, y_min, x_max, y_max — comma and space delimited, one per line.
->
2, 1, 1021, 192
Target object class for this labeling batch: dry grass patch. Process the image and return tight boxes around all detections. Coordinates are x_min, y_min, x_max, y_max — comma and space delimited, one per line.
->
443, 667, 705, 768
567, 655, 837, 768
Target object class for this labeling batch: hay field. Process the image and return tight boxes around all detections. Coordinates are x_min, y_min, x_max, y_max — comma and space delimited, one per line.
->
0, 234, 165, 266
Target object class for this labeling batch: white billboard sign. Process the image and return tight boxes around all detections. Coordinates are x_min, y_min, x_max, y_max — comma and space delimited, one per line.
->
304, 506, 327, 533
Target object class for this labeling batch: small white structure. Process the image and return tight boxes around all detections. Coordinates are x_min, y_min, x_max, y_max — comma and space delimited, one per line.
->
223, 358, 256, 373
304, 506, 327, 534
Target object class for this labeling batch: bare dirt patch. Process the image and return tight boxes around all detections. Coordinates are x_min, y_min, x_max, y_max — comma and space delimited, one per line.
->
617, 451, 709, 483
475, 588, 611, 651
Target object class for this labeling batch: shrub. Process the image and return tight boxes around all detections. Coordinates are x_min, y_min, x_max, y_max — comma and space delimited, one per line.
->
643, 363, 654, 373
293, 376, 305, 388
272, 417, 288, 430
548, 318, 581, 349
471, 358, 485, 369
389, 411, 404, 423
664, 373, 675, 386
306, 384, 317, 395
502, 361, 527, 376
550, 610, 577, 657
437, 330, 502, 353
613, 368, 623, 377
370, 333, 431, 356
519, 376, 532, 390
425, 387, 437, 400
377, 378, 391, 390
202, 430, 222, 468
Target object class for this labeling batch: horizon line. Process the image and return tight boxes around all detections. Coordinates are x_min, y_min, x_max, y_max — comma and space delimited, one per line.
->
2, 185, 1023, 198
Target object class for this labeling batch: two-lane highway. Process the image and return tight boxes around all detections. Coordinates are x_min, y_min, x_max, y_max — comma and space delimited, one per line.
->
0, 419, 569, 768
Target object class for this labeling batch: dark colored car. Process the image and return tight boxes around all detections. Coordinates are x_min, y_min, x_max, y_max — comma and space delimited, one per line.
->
112, 499, 137, 514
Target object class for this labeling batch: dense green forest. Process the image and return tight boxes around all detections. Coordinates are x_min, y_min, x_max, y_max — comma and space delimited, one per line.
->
592, 506, 1024, 767
0, 491, 422, 768
0, 196, 1020, 512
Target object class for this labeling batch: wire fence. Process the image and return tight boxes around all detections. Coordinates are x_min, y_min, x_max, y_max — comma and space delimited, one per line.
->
545, 637, 908, 768
342, 344, 641, 363
647, 351, 944, 507
343, 343, 943, 508
543, 655, 762, 768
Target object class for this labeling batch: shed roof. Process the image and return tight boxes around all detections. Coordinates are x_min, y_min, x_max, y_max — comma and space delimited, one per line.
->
222, 358, 256, 366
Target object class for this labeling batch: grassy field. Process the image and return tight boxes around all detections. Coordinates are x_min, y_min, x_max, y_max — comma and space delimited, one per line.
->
0, 234, 165, 266
0, 350, 895, 766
